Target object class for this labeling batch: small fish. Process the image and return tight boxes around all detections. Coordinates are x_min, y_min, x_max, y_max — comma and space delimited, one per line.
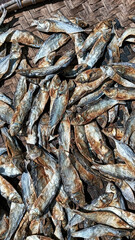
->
31, 18, 86, 34
73, 209, 131, 229
78, 19, 112, 58
0, 147, 7, 155
71, 224, 131, 238
7, 30, 44, 48
107, 29, 120, 63
110, 63, 135, 82
29, 169, 60, 220
75, 68, 103, 84
76, 90, 104, 108
27, 81, 50, 134
21, 170, 37, 211
71, 33, 87, 64
48, 80, 69, 135
59, 147, 85, 207
85, 30, 112, 68
0, 100, 14, 124
104, 86, 135, 100
5, 202, 25, 240
74, 125, 95, 162
49, 74, 61, 113
10, 83, 37, 136
0, 175, 22, 203
4, 42, 22, 79
85, 121, 114, 163
71, 99, 124, 125
68, 76, 109, 106
129, 15, 135, 22
129, 131, 135, 151
0, 92, 12, 105
34, 33, 70, 63
13, 58, 28, 109
18, 50, 75, 78
0, 9, 7, 26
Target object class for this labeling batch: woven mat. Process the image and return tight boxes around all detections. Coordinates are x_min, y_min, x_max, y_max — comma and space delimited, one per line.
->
0, 0, 135, 148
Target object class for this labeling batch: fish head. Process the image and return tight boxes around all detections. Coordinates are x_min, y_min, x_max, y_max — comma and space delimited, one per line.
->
103, 87, 117, 98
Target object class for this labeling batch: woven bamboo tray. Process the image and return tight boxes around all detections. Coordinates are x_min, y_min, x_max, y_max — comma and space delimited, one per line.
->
0, 0, 135, 149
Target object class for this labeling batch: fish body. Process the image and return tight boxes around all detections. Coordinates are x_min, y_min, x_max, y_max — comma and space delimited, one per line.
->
71, 99, 124, 125
0, 101, 14, 124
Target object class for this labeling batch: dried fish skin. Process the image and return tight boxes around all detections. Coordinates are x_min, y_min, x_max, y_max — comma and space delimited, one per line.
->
59, 148, 85, 207
0, 175, 22, 203
9, 83, 37, 136
32, 18, 85, 34
103, 86, 135, 100
0, 214, 9, 240
62, 63, 87, 78
26, 236, 53, 240
0, 100, 14, 124
7, 30, 44, 48
26, 123, 37, 145
34, 33, 70, 63
48, 80, 69, 135
0, 29, 13, 47
118, 28, 135, 46
123, 111, 135, 144
102, 124, 124, 140
85, 121, 114, 163
0, 160, 21, 178
71, 224, 131, 238
71, 99, 124, 125
75, 68, 103, 84
38, 113, 49, 149
58, 114, 70, 153
13, 212, 29, 240
21, 171, 37, 211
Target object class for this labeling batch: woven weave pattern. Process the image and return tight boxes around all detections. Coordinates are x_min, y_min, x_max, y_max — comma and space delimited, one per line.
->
0, 0, 135, 147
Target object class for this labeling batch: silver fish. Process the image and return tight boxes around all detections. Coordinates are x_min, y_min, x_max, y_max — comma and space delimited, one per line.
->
0, 54, 10, 79
71, 224, 131, 238
7, 30, 44, 48
34, 33, 70, 63
0, 9, 7, 26
10, 83, 37, 136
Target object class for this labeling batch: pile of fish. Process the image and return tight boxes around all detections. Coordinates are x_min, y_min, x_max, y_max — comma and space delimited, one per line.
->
1, 8, 135, 240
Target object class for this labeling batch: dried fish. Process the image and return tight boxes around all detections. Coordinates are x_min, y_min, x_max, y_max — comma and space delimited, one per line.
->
31, 18, 86, 34
7, 30, 44, 48
85, 121, 114, 163
48, 80, 69, 135
34, 33, 70, 63
10, 83, 37, 136
0, 101, 14, 124
71, 99, 124, 125
0, 92, 12, 105
0, 9, 7, 26
71, 224, 131, 238
18, 50, 75, 78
